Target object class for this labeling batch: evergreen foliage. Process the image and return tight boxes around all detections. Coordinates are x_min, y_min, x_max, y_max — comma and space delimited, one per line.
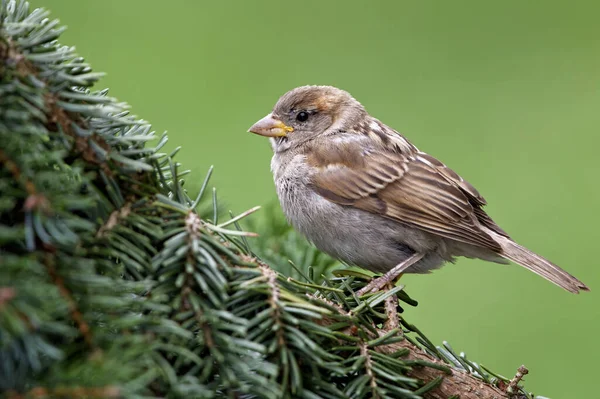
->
0, 2, 539, 398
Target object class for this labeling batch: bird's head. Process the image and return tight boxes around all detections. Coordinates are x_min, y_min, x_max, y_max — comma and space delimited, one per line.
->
248, 85, 367, 151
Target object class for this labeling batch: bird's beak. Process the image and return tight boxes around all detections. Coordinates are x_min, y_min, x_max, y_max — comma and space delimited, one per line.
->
248, 113, 294, 138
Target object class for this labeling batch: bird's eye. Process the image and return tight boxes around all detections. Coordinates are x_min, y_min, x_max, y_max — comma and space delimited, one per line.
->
296, 111, 309, 122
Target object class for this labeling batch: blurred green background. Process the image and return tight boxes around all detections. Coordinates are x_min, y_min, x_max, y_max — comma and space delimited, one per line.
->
31, 1, 599, 397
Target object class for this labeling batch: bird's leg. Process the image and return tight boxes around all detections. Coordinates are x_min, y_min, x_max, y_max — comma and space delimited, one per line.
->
357, 252, 425, 296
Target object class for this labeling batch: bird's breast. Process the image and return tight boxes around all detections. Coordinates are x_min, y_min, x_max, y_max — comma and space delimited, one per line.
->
271, 153, 314, 222
272, 154, 418, 272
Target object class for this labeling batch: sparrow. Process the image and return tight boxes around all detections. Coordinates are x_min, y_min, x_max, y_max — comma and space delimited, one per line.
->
248, 85, 589, 294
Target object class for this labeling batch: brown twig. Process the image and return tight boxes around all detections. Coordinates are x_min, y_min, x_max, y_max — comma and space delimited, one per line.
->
0, 149, 50, 215
376, 334, 517, 399
182, 211, 215, 348
508, 365, 529, 395
0, 287, 16, 308
96, 202, 132, 237
261, 264, 286, 347
360, 341, 380, 397
43, 253, 95, 349
383, 283, 400, 330
5, 385, 120, 399
44, 92, 113, 176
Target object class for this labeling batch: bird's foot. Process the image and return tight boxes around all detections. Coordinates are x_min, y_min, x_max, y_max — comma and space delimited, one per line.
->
357, 273, 403, 296
356, 252, 424, 296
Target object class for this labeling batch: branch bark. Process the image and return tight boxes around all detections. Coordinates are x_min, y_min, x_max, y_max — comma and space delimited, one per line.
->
378, 337, 518, 399
314, 289, 524, 399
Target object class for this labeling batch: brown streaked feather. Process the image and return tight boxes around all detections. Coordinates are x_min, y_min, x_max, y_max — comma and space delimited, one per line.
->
308, 123, 505, 252
473, 207, 510, 238
416, 152, 486, 206
414, 152, 510, 238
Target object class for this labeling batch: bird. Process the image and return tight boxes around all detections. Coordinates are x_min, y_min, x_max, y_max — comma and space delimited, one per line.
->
247, 85, 589, 295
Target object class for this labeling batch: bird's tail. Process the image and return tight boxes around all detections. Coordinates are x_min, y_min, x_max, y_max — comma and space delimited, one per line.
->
492, 233, 589, 293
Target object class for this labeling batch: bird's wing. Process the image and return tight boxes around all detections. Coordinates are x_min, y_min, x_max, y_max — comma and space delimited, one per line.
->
307, 130, 508, 252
